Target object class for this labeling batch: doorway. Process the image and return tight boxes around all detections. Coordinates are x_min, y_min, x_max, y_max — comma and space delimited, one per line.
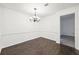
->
60, 13, 75, 48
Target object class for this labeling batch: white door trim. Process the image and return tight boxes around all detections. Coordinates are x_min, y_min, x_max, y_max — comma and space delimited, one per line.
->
57, 7, 79, 50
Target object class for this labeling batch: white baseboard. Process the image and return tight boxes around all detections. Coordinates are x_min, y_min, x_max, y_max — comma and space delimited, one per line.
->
75, 47, 79, 50
56, 41, 60, 44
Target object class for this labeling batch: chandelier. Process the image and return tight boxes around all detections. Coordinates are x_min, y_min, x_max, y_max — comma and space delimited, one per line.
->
29, 8, 40, 22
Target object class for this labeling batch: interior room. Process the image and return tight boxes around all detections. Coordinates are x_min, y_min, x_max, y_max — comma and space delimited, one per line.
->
0, 3, 79, 55
60, 13, 75, 48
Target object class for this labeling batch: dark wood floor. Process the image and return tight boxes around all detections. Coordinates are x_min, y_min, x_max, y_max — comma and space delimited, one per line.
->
0, 37, 79, 55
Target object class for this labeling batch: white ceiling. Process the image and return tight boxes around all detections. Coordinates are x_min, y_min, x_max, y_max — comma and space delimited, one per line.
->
0, 3, 79, 17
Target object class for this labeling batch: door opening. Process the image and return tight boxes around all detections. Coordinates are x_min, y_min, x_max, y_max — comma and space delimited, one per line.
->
60, 13, 75, 48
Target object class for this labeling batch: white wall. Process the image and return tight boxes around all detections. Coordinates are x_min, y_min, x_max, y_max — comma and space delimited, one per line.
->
0, 7, 2, 40
39, 14, 60, 41
0, 7, 1, 51
0, 7, 41, 49
0, 7, 1, 41
60, 14, 75, 36
0, 6, 3, 52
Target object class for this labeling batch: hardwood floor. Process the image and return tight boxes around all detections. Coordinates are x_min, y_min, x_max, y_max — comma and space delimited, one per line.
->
60, 35, 75, 48
0, 37, 79, 55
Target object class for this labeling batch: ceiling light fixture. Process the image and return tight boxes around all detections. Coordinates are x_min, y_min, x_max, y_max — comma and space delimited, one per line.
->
29, 8, 40, 22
